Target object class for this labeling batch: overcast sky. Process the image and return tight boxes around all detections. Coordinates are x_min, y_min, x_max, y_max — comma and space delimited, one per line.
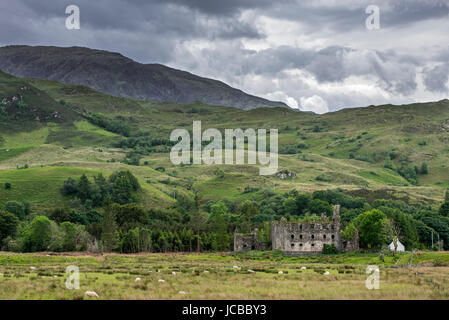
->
1, 0, 449, 113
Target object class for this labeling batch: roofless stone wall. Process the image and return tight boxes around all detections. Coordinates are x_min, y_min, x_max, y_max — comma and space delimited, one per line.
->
234, 205, 359, 254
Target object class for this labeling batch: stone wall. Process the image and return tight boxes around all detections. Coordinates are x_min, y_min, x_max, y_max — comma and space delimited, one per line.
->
234, 229, 267, 252
341, 229, 359, 252
271, 215, 340, 254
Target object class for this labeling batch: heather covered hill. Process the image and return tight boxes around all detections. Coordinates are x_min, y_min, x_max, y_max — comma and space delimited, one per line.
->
0, 68, 449, 210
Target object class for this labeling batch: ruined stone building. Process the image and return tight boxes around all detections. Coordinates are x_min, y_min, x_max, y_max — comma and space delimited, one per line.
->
233, 229, 267, 252
234, 205, 359, 254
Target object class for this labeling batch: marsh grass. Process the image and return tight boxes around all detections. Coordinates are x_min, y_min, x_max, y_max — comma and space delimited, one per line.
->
0, 252, 448, 299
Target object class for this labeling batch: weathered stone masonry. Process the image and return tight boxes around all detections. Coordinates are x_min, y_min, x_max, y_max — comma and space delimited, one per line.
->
234, 205, 359, 254
233, 229, 267, 252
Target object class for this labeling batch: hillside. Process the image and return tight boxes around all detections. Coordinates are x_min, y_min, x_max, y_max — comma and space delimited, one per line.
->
0, 45, 288, 110
0, 69, 448, 213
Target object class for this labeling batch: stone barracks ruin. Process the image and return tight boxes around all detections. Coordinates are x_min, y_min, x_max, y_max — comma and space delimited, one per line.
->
234, 205, 359, 254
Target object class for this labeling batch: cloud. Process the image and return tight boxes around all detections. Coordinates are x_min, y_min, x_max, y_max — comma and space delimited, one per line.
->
423, 64, 449, 93
265, 91, 299, 109
0, 0, 448, 112
300, 95, 329, 114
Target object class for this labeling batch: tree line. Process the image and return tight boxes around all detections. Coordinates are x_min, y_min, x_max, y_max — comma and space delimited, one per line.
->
1, 172, 449, 253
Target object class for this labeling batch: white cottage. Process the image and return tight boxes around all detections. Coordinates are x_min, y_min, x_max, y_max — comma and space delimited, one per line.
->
389, 238, 405, 252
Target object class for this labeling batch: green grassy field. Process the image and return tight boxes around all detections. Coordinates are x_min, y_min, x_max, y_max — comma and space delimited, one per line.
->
0, 251, 448, 299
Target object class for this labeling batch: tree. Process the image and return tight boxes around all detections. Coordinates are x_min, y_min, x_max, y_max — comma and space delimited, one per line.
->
190, 193, 207, 252
414, 220, 437, 248
5, 201, 26, 219
0, 210, 19, 243
209, 214, 230, 251
49, 208, 71, 223
101, 207, 119, 252
109, 170, 140, 192
210, 201, 228, 217
77, 174, 91, 202
439, 202, 449, 217
61, 222, 77, 251
416, 210, 449, 250
111, 203, 148, 232
240, 200, 259, 221
295, 194, 311, 216
61, 178, 78, 195
341, 222, 356, 241
119, 227, 152, 253
308, 199, 332, 216
379, 207, 420, 249
355, 209, 388, 249
283, 197, 297, 216
20, 216, 53, 252
109, 171, 140, 204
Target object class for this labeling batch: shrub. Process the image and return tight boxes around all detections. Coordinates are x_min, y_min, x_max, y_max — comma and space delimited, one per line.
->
4, 182, 11, 190
88, 113, 131, 136
397, 166, 418, 185
322, 244, 339, 254
215, 168, 225, 178
420, 162, 429, 175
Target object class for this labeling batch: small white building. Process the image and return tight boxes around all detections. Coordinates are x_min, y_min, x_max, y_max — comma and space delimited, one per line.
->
389, 238, 405, 252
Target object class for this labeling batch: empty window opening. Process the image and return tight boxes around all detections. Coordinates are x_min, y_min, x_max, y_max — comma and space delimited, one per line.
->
291, 243, 295, 249
311, 234, 315, 239
300, 234, 303, 240
331, 235, 335, 240
323, 234, 326, 240
291, 234, 295, 240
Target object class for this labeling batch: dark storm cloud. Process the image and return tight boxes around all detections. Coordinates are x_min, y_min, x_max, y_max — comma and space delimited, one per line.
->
383, 0, 449, 27
0, 0, 265, 64
261, 0, 449, 33
10, 0, 266, 37
151, 0, 292, 16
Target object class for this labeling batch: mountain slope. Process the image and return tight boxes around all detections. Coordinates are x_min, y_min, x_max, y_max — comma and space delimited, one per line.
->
0, 69, 78, 125
1, 70, 449, 210
0, 45, 288, 110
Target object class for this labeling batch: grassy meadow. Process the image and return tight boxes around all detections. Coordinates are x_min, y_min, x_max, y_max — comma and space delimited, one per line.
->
0, 251, 448, 300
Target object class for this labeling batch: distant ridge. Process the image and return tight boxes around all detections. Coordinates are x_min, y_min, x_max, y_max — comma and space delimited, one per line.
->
0, 45, 289, 110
